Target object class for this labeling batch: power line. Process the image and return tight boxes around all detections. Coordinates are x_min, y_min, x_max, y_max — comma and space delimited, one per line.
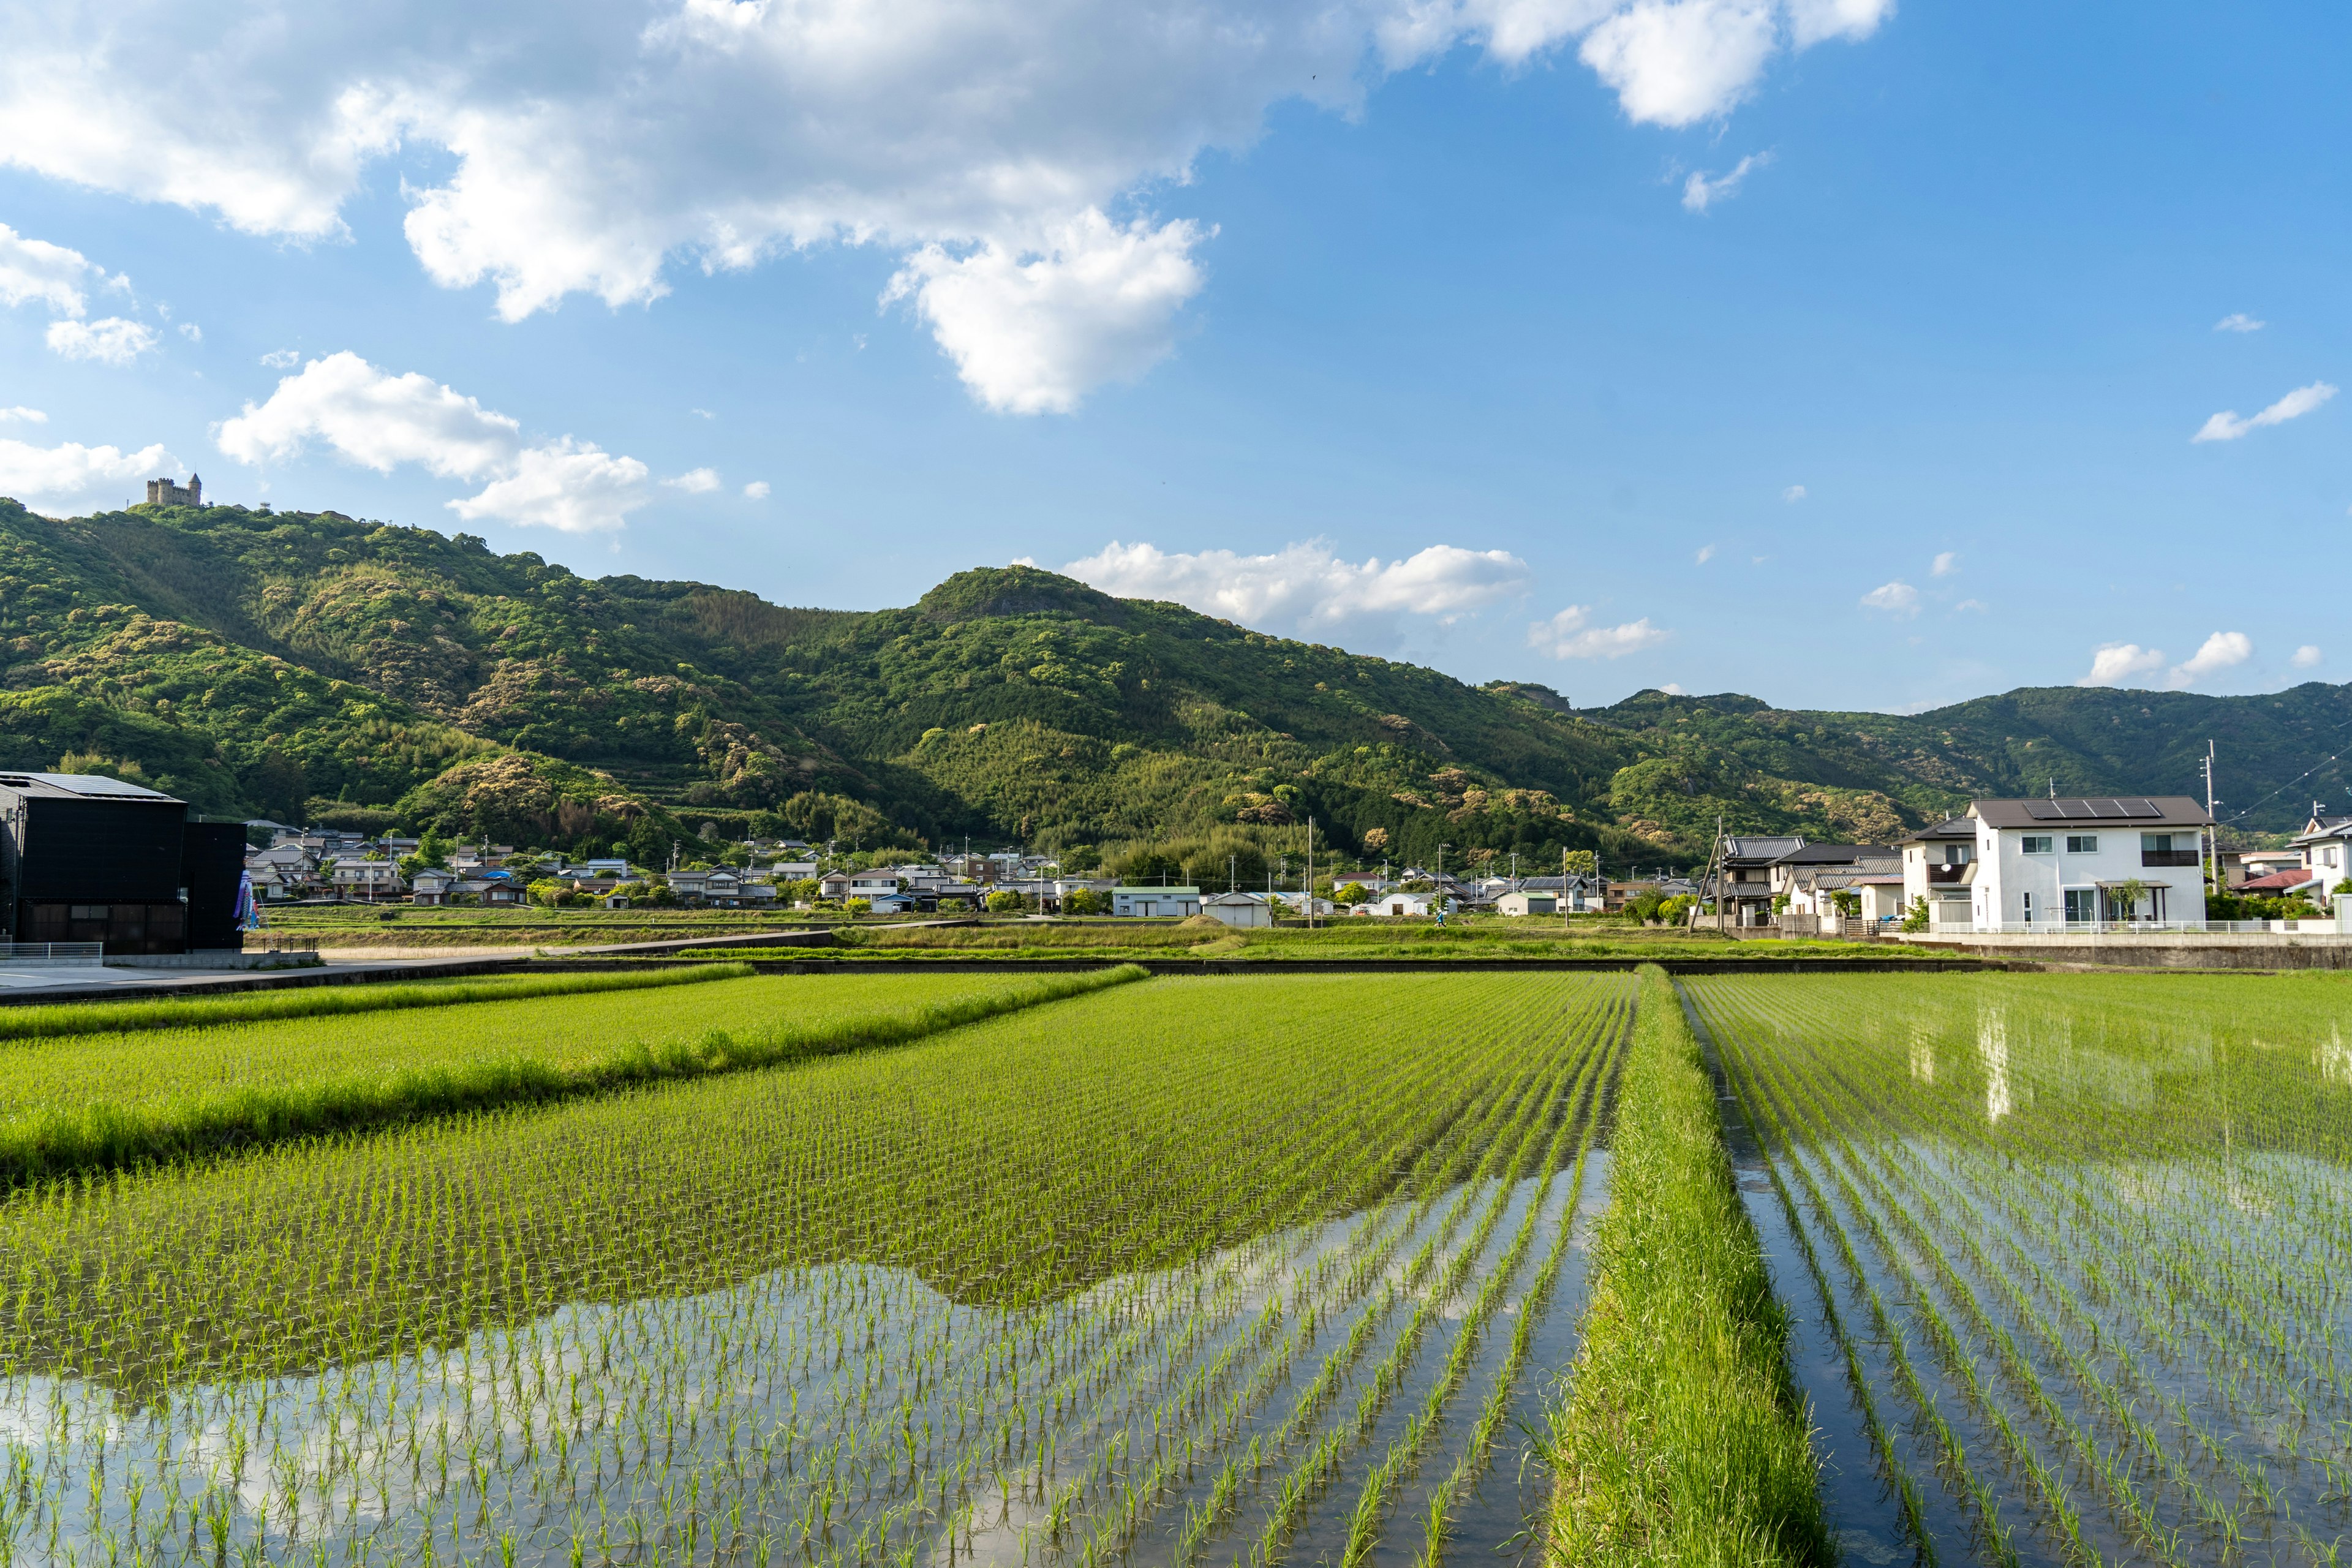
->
2218, 720, 2352, 827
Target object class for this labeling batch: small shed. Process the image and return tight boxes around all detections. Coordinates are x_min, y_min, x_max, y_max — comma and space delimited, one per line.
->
1495, 891, 1556, 916
1111, 886, 1201, 918
1355, 891, 1438, 918
1201, 891, 1273, 929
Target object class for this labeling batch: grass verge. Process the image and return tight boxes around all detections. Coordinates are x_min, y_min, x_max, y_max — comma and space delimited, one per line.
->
0, 963, 1148, 1186
1544, 963, 1827, 1567
0, 962, 756, 1042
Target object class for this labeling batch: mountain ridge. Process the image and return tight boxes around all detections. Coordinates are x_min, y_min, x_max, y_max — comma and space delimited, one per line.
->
1, 496, 2342, 863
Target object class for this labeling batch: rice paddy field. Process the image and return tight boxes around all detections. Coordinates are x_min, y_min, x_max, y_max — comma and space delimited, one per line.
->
0, 970, 1631, 1568
1691, 971, 2352, 1568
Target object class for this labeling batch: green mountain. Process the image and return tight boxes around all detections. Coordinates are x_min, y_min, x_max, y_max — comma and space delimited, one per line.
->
1, 497, 2341, 865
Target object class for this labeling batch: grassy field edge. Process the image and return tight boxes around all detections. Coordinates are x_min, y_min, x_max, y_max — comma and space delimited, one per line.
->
0, 963, 1150, 1187
1544, 963, 1828, 1566
0, 962, 758, 1042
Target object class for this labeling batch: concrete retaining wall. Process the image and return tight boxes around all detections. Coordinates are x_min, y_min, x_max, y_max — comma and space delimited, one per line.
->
1900, 933, 2352, 969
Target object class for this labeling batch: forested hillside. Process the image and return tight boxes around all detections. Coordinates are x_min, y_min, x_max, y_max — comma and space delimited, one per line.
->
2, 496, 2342, 863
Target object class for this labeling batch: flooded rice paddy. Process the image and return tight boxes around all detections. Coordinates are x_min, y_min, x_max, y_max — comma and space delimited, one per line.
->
0, 973, 1629, 1568
1692, 972, 2352, 1568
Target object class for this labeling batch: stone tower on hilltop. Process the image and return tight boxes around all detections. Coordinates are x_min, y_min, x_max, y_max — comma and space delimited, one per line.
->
145, 474, 202, 507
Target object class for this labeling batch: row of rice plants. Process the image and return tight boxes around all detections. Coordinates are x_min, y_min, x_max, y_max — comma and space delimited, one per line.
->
0, 962, 758, 1042
1694, 971, 2352, 1567
1544, 965, 1828, 1566
0, 968, 1142, 1186
0, 971, 1628, 1568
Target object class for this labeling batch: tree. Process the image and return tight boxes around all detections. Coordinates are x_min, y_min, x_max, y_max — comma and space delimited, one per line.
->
1336, 881, 1371, 907
1061, 888, 1106, 915
986, 889, 1027, 913
844, 896, 873, 915
1829, 889, 1861, 918
1900, 896, 1929, 932
2109, 878, 2149, 922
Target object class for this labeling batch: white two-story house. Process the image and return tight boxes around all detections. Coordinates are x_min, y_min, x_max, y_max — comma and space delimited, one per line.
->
1899, 796, 2211, 930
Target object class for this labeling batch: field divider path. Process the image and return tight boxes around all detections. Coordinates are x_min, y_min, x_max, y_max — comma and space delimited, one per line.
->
0, 964, 1151, 1189
1544, 965, 1829, 1568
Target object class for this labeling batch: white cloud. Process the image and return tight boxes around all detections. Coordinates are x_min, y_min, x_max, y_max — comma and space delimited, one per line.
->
0, 437, 173, 498
691, 408, 716, 420
1930, 550, 1957, 576
1694, 543, 1717, 564
217, 352, 521, 478
1528, 605, 1671, 659
177, 322, 202, 342
2213, 313, 2264, 333
1657, 680, 1687, 694
0, 222, 119, 316
884, 213, 1209, 413
1580, 0, 1780, 127
1859, 579, 1918, 615
1781, 483, 1805, 502
447, 437, 651, 533
46, 317, 158, 364
0, 406, 45, 424
216, 350, 654, 532
1064, 538, 1529, 634
1783, 0, 1892, 44
2192, 380, 2336, 442
1952, 598, 1986, 613
2076, 642, 2165, 688
0, 0, 1888, 413
260, 349, 302, 368
665, 467, 721, 492
2168, 630, 2251, 686
1681, 151, 1770, 212
743, 480, 771, 499
2291, 645, 2321, 669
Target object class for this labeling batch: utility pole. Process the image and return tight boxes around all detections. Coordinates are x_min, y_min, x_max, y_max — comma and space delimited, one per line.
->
2201, 741, 2220, 913
1306, 816, 1316, 929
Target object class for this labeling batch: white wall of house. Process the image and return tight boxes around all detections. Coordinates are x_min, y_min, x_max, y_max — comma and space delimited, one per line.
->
1970, 820, 2206, 928
1858, 881, 1907, 923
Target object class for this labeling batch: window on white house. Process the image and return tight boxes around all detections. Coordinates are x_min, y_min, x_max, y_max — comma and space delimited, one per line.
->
2066, 835, 2098, 853
2141, 833, 2176, 853
2021, 835, 2054, 854
2021, 891, 2035, 921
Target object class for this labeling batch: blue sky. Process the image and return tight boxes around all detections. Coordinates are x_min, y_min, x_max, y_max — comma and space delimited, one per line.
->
0, 1, 2343, 712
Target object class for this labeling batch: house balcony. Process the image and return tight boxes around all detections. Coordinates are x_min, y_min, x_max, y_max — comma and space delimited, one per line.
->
2141, 850, 2203, 867
1925, 863, 1972, 885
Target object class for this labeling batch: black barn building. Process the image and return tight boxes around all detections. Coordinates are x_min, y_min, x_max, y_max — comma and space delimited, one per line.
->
0, 772, 247, 954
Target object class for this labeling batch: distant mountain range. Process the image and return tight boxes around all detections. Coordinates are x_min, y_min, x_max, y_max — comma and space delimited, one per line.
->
2, 496, 2343, 864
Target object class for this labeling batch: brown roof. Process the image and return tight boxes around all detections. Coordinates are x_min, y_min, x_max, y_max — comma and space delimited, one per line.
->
2239, 869, 2320, 893
1969, 796, 2211, 829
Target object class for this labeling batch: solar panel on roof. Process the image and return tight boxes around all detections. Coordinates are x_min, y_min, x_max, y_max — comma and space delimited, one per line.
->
2023, 796, 2167, 820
